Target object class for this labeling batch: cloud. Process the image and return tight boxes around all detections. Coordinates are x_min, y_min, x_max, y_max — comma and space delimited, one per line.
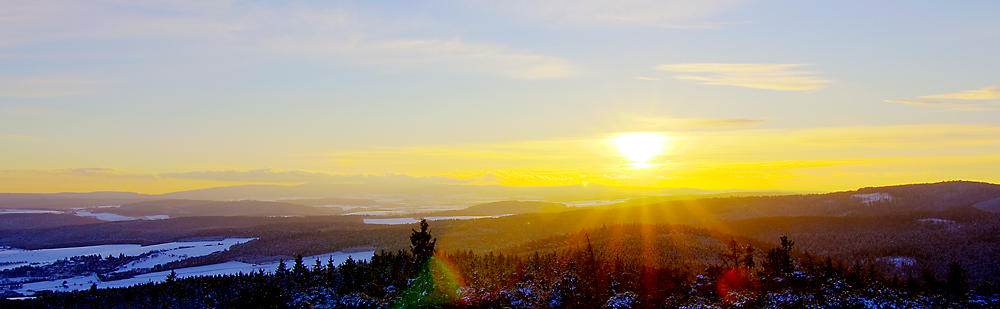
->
458, 0, 750, 28
791, 124, 1000, 149
0, 0, 248, 47
920, 86, 1000, 100
633, 117, 769, 129
886, 86, 1000, 110
366, 39, 579, 79
636, 77, 660, 81
9, 167, 156, 179
0, 0, 579, 80
655, 63, 830, 91
1, 134, 44, 141
160, 168, 483, 185
0, 76, 109, 97
883, 99, 993, 111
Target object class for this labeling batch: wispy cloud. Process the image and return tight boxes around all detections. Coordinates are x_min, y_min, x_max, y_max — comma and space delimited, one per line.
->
6, 167, 486, 185
366, 39, 579, 79
633, 117, 769, 129
0, 76, 109, 97
0, 0, 248, 47
920, 86, 1000, 100
459, 0, 750, 28
790, 124, 1000, 149
655, 63, 831, 91
886, 86, 1000, 110
159, 169, 487, 185
883, 99, 992, 111
10, 167, 156, 179
0, 0, 578, 80
1, 134, 44, 141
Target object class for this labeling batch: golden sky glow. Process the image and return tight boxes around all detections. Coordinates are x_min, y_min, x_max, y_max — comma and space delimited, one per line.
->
1, 1, 998, 194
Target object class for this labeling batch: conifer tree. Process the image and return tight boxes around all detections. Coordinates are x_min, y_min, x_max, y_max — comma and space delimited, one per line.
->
762, 236, 795, 280
165, 270, 178, 284
410, 219, 436, 263
293, 254, 309, 280
275, 259, 289, 281
946, 261, 968, 301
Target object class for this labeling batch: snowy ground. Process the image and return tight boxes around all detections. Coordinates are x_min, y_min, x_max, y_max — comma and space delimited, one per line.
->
363, 215, 511, 225
852, 193, 893, 204
72, 211, 170, 221
877, 256, 916, 268
564, 200, 627, 207
0, 209, 63, 214
918, 218, 956, 224
12, 251, 375, 295
363, 218, 421, 225
0, 208, 169, 221
0, 238, 254, 271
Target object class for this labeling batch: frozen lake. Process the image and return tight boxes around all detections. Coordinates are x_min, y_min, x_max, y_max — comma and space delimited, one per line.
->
0, 238, 255, 271
13, 250, 375, 295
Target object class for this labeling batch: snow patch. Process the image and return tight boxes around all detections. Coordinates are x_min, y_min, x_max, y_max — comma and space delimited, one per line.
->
0, 209, 63, 215
878, 256, 916, 268
918, 218, 955, 224
852, 193, 893, 204
73, 211, 136, 221
72, 211, 169, 221
565, 200, 626, 207
363, 218, 420, 225
347, 211, 397, 216
13, 251, 374, 295
0, 238, 254, 271
425, 215, 511, 221
364, 215, 513, 225
113, 239, 255, 272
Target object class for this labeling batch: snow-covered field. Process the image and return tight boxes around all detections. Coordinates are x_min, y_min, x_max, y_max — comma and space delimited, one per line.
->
0, 209, 63, 214
564, 200, 626, 207
363, 217, 421, 225
877, 256, 916, 268
0, 238, 254, 271
13, 251, 375, 295
72, 211, 169, 221
0, 208, 169, 221
918, 218, 956, 224
363, 215, 510, 225
852, 193, 893, 204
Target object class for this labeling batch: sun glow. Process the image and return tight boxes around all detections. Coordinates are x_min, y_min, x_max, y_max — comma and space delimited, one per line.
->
612, 132, 670, 167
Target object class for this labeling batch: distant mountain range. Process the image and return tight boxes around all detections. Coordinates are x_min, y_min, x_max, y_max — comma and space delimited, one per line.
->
0, 181, 996, 223
0, 182, 812, 210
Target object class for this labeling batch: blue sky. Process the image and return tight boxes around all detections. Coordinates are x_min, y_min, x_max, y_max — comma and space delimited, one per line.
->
1, 0, 998, 193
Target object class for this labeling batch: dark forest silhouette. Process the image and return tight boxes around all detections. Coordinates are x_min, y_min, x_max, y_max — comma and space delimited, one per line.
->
3, 220, 997, 308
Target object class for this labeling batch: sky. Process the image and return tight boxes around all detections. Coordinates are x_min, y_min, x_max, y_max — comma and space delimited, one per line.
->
1, 0, 998, 194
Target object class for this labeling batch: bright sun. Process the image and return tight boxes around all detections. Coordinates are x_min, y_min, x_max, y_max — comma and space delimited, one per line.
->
612, 132, 669, 165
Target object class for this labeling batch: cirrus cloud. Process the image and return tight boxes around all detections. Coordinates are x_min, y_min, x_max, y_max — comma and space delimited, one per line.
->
633, 117, 770, 129
655, 63, 831, 91
886, 86, 1000, 111
920, 86, 1000, 100
0, 0, 579, 80
458, 0, 750, 29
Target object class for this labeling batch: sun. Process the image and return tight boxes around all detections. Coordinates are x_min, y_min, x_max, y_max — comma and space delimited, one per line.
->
611, 132, 670, 166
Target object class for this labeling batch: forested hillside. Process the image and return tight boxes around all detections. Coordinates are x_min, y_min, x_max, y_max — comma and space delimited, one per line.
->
2, 181, 999, 307
4, 221, 998, 308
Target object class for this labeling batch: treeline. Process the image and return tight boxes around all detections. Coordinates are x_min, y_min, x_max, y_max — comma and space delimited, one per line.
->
4, 221, 999, 308
728, 206, 1000, 284
1, 254, 139, 283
